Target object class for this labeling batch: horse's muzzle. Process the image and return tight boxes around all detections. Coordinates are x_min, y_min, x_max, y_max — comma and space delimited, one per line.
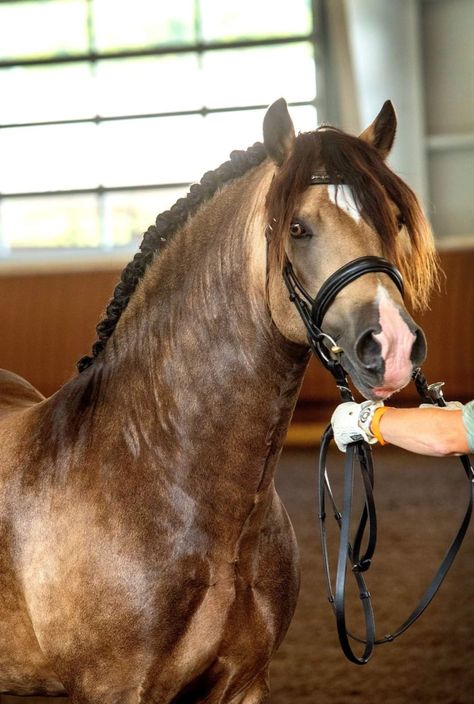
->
352, 323, 427, 399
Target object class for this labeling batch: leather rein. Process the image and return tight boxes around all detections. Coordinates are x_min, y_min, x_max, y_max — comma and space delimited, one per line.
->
283, 248, 474, 665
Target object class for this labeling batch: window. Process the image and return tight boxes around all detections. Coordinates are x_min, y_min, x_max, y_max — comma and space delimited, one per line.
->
0, 0, 324, 256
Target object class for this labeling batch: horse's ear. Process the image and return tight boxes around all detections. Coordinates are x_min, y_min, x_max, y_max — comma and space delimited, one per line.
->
359, 100, 397, 159
263, 98, 296, 166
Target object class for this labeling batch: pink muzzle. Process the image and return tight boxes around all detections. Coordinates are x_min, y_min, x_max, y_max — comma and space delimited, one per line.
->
372, 288, 416, 397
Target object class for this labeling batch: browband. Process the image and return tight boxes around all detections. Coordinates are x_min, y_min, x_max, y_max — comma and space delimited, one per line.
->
310, 173, 344, 185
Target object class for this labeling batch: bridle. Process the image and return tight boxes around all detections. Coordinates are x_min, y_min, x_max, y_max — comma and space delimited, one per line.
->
283, 255, 404, 399
282, 186, 474, 665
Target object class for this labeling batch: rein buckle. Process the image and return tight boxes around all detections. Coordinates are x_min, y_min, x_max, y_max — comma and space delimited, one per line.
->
352, 558, 372, 573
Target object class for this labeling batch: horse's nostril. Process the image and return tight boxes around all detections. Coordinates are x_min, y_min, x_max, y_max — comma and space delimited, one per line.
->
411, 327, 427, 365
355, 329, 381, 370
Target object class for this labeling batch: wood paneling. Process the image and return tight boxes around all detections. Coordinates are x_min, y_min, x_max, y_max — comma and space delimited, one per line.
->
0, 250, 472, 411
0, 270, 119, 397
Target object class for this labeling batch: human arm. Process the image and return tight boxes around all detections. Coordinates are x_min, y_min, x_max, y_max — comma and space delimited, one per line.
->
377, 406, 470, 456
331, 400, 474, 457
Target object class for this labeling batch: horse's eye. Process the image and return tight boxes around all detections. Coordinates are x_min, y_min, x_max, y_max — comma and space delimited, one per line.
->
396, 214, 406, 232
290, 221, 311, 239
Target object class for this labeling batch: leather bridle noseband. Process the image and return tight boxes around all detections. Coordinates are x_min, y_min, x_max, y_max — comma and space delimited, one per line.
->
283, 255, 404, 398
282, 190, 474, 665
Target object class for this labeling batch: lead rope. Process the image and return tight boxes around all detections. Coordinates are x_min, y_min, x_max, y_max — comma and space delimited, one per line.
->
318, 366, 474, 665
319, 430, 377, 663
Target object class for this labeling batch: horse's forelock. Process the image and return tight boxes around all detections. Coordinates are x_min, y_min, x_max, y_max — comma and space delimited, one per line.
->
265, 128, 440, 310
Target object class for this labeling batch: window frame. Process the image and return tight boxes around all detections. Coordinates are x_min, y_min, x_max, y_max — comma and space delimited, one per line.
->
0, 0, 329, 269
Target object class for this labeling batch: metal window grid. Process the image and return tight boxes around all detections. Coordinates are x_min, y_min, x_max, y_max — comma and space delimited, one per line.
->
0, 0, 328, 253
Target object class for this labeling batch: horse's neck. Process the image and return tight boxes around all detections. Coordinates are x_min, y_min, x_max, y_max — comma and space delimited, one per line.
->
58, 166, 309, 493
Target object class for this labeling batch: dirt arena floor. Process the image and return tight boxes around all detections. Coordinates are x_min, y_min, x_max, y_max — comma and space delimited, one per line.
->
270, 446, 474, 704
2, 446, 473, 704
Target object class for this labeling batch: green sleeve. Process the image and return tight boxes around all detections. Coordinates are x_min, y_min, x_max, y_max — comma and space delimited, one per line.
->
462, 400, 474, 453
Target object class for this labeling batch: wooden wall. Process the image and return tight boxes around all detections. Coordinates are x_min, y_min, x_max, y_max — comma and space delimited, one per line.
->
0, 249, 472, 418
0, 269, 119, 398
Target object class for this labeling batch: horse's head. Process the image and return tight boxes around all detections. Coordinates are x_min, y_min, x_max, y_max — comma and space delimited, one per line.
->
263, 99, 439, 401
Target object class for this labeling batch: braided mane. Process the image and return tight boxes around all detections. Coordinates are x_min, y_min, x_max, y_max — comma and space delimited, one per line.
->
77, 142, 267, 373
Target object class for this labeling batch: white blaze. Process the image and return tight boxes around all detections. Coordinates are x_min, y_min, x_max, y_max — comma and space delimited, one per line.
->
327, 185, 361, 223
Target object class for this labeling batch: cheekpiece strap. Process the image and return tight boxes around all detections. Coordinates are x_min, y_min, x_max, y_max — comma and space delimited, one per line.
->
283, 255, 404, 397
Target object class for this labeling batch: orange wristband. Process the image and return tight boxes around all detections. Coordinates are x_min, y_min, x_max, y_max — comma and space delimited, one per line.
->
371, 406, 392, 446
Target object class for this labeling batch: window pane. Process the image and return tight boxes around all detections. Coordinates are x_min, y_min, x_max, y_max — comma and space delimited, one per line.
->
202, 43, 316, 108
104, 188, 188, 247
200, 0, 312, 42
201, 105, 317, 171
1, 195, 99, 248
201, 110, 267, 170
288, 104, 318, 132
0, 1, 88, 61
0, 63, 93, 125
0, 0, 320, 254
0, 123, 98, 193
93, 0, 195, 51
98, 116, 205, 187
96, 55, 201, 117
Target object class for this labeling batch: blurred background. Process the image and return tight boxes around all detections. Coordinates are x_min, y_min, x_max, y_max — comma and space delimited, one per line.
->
0, 0, 472, 417
0, 3, 474, 703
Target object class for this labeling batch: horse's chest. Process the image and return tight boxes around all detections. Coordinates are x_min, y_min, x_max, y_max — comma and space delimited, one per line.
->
154, 565, 283, 691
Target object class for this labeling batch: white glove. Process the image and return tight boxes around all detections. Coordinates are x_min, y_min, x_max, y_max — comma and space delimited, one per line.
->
419, 401, 464, 410
331, 401, 384, 452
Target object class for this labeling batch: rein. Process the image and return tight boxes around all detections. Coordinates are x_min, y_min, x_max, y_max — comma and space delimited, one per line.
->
284, 252, 474, 665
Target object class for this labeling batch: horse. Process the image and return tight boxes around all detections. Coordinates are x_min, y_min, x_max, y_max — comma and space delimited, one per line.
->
0, 98, 439, 703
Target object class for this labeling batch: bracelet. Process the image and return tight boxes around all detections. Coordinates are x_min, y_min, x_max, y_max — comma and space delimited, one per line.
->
371, 406, 392, 446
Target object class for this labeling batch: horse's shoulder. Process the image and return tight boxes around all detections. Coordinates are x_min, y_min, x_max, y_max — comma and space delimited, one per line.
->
0, 369, 45, 417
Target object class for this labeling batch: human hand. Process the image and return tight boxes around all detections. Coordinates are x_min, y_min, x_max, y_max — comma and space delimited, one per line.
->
331, 400, 384, 452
